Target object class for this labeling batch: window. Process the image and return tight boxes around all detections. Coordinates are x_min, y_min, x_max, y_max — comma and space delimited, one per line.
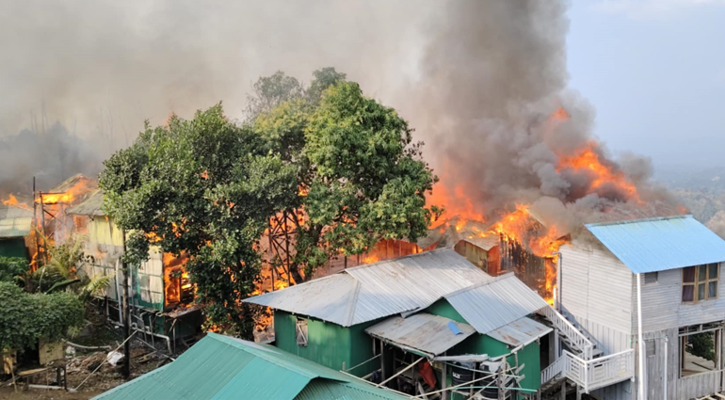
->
682, 264, 719, 303
644, 272, 658, 285
680, 327, 720, 377
295, 317, 308, 347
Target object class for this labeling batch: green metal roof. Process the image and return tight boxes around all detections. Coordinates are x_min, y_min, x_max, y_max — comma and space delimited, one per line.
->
92, 333, 409, 400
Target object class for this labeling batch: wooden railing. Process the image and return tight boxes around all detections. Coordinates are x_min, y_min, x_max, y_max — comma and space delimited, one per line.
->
539, 306, 595, 359
541, 349, 635, 393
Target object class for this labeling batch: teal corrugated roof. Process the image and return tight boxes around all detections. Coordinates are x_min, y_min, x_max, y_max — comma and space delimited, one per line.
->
92, 333, 409, 400
586, 215, 725, 274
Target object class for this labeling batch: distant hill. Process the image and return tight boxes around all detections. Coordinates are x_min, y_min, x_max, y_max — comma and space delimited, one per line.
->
656, 166, 725, 238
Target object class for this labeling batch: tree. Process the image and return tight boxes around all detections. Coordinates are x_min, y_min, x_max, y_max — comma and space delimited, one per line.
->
100, 69, 437, 336
100, 105, 298, 337
245, 71, 305, 119
254, 76, 437, 281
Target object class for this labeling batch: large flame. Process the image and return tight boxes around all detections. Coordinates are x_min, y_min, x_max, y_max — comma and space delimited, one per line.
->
425, 106, 646, 306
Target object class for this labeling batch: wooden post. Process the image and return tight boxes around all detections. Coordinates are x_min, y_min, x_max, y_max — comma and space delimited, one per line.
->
380, 340, 387, 383
560, 381, 566, 400
122, 229, 130, 379
441, 357, 448, 400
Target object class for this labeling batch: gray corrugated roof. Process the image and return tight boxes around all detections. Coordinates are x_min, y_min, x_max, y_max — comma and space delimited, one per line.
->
66, 189, 105, 216
244, 249, 493, 327
586, 215, 725, 274
0, 205, 33, 238
445, 273, 549, 335
487, 316, 552, 347
365, 313, 476, 356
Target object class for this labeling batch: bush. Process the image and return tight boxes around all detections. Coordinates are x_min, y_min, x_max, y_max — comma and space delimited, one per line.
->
0, 257, 28, 283
0, 282, 84, 351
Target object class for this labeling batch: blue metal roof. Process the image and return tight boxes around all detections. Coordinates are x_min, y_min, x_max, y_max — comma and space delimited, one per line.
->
585, 215, 725, 274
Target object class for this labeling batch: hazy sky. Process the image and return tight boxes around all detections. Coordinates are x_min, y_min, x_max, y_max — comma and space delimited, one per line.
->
566, 0, 725, 170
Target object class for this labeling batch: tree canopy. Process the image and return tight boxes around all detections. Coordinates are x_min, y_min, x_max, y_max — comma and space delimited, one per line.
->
100, 68, 437, 338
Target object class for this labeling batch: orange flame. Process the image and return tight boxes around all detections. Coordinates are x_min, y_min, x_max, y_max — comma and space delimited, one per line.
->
2, 194, 30, 209
557, 142, 641, 203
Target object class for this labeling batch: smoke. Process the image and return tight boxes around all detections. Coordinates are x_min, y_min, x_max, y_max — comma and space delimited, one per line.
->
403, 1, 680, 228
0, 0, 678, 227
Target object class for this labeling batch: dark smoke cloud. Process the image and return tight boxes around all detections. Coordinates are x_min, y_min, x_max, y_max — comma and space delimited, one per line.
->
0, 0, 678, 229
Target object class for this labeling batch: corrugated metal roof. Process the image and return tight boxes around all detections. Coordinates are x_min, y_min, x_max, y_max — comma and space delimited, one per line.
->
0, 206, 33, 238
445, 273, 549, 335
487, 316, 552, 347
93, 333, 409, 400
365, 313, 476, 356
66, 189, 105, 216
585, 215, 725, 274
245, 249, 493, 326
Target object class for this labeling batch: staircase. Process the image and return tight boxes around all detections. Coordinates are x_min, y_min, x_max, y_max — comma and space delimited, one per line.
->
537, 306, 635, 396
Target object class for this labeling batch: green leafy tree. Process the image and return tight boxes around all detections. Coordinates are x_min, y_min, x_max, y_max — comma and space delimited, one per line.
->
254, 74, 437, 281
99, 104, 298, 337
689, 332, 716, 362
0, 282, 83, 352
245, 71, 305, 119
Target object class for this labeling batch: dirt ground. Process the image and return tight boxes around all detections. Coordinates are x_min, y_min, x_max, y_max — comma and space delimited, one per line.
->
0, 310, 176, 400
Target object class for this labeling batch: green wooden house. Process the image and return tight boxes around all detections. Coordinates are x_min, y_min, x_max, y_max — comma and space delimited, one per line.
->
245, 249, 554, 399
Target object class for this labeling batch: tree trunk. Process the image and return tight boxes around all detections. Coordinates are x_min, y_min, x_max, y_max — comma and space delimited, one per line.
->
122, 230, 131, 379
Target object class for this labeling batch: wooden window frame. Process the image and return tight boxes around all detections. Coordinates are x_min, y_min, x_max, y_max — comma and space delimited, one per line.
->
682, 263, 720, 304
295, 317, 308, 347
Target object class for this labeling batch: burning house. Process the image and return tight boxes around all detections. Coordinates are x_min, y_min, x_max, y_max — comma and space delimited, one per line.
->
66, 190, 203, 350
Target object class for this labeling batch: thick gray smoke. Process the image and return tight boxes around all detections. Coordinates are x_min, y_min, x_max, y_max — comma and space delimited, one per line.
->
0, 0, 678, 229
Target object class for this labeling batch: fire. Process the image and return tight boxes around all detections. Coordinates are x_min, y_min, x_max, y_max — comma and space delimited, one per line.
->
363, 254, 380, 264
2, 194, 30, 209
557, 142, 641, 203
40, 177, 97, 205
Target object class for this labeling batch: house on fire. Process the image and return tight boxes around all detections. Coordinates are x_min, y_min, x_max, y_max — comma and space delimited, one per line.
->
550, 215, 725, 400
66, 190, 203, 350
245, 249, 611, 399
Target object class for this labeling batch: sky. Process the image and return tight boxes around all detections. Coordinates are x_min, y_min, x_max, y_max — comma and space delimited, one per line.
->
566, 0, 725, 171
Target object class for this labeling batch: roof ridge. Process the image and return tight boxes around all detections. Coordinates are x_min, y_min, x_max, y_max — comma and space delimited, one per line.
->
342, 248, 451, 273
343, 280, 361, 327
585, 214, 692, 228
444, 272, 515, 299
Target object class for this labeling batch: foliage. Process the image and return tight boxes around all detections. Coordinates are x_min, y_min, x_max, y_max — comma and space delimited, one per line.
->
100, 68, 437, 337
0, 257, 28, 283
100, 104, 298, 338
688, 332, 716, 362
0, 282, 84, 351
254, 76, 437, 279
305, 67, 347, 106
245, 71, 305, 118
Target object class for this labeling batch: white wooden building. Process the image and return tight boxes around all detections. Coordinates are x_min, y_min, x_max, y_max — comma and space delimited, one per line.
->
557, 215, 725, 400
